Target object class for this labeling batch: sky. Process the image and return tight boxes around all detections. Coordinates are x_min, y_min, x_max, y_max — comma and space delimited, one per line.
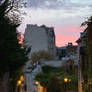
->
19, 0, 92, 46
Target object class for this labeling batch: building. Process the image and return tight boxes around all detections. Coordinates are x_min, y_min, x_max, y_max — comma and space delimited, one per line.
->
24, 24, 56, 58
77, 21, 92, 92
24, 24, 56, 92
66, 42, 78, 56
56, 46, 66, 60
0, 73, 9, 92
65, 43, 78, 65
76, 28, 87, 92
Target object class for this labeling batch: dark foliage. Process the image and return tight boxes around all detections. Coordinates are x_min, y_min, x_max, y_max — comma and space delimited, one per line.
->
0, 0, 29, 74
47, 76, 61, 92
0, 17, 28, 74
35, 65, 78, 92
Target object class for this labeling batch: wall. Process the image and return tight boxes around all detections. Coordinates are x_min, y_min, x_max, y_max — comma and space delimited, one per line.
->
24, 24, 56, 58
0, 72, 9, 92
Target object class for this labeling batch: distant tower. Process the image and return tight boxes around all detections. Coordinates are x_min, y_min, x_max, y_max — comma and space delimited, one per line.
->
24, 24, 56, 58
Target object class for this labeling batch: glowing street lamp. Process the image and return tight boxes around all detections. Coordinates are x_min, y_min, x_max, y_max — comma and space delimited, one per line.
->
17, 80, 22, 86
69, 79, 71, 82
64, 78, 68, 82
35, 81, 39, 85
64, 78, 68, 92
63, 77, 72, 92
20, 75, 24, 82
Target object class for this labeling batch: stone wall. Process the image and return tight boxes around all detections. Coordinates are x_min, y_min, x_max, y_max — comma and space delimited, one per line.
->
0, 72, 9, 92
24, 24, 48, 58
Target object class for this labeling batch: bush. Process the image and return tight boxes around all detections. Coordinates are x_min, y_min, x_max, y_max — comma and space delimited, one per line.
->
31, 50, 53, 64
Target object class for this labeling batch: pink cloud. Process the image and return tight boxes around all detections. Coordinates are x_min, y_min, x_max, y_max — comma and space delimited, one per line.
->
55, 27, 85, 31
55, 26, 86, 46
56, 34, 79, 46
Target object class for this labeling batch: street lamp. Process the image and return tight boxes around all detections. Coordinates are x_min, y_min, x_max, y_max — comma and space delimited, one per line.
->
16, 80, 22, 92
17, 80, 22, 86
35, 81, 39, 85
69, 79, 71, 82
16, 75, 25, 92
64, 78, 69, 92
64, 78, 71, 82
20, 75, 24, 82
64, 78, 72, 92
64, 78, 68, 82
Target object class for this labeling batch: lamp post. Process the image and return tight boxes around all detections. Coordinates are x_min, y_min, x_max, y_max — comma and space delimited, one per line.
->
35, 81, 39, 85
64, 78, 71, 92
16, 80, 21, 92
64, 78, 68, 83
35, 81, 39, 92
16, 75, 25, 92
64, 78, 68, 92
17, 80, 22, 86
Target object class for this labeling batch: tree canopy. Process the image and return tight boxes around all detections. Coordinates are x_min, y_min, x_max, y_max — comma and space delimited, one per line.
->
31, 50, 54, 64
81, 16, 92, 26
35, 65, 78, 92
0, 0, 29, 74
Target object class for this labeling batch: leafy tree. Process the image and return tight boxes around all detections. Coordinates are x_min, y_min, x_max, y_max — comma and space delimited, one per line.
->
47, 76, 61, 92
35, 66, 78, 92
31, 50, 54, 64
0, 0, 29, 74
35, 72, 50, 87
0, 0, 27, 24
0, 1, 29, 92
81, 16, 92, 26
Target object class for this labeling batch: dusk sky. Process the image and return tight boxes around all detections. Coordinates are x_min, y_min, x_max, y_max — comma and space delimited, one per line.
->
19, 0, 92, 46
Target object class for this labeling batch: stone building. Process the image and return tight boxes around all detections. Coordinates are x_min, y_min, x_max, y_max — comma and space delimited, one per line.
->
76, 28, 87, 92
77, 21, 92, 92
24, 24, 56, 92
24, 24, 56, 58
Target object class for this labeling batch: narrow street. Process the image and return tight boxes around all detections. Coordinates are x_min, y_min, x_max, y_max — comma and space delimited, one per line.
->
0, 0, 92, 92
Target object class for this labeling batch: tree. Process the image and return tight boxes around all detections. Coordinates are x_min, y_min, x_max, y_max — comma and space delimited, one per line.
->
0, 1, 29, 92
0, 0, 29, 74
35, 65, 78, 92
0, 0, 26, 24
81, 16, 92, 26
31, 50, 54, 64
47, 76, 61, 92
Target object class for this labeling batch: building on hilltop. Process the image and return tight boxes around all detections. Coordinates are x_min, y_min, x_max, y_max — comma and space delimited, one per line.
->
24, 24, 56, 59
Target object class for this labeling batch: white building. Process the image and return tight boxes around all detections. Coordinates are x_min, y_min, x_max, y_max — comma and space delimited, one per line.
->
24, 24, 56, 58
24, 24, 56, 92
